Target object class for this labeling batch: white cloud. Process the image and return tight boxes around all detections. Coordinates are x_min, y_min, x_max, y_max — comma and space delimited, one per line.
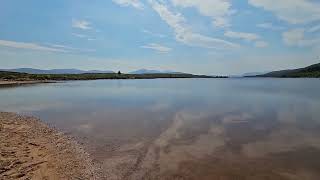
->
149, 0, 239, 49
141, 43, 172, 53
283, 29, 305, 46
142, 29, 166, 38
255, 41, 268, 48
248, 0, 320, 24
112, 0, 144, 9
46, 44, 71, 49
0, 40, 66, 52
224, 31, 260, 41
257, 23, 284, 31
171, 0, 231, 17
282, 28, 320, 47
224, 31, 268, 48
307, 24, 320, 33
178, 32, 239, 49
212, 17, 230, 28
171, 0, 233, 28
72, 19, 92, 30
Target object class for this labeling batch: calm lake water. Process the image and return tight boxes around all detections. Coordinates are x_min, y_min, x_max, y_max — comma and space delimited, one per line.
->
1, 78, 320, 179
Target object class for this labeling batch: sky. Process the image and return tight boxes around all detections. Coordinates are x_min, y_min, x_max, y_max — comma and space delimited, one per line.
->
0, 0, 320, 75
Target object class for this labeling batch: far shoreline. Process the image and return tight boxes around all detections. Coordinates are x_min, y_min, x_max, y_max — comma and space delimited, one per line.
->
0, 71, 228, 87
0, 80, 56, 87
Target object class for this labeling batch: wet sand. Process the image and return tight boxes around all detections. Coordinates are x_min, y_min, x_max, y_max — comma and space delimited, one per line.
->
0, 112, 100, 179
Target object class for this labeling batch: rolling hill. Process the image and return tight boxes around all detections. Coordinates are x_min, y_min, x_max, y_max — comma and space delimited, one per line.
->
129, 69, 183, 74
255, 63, 320, 78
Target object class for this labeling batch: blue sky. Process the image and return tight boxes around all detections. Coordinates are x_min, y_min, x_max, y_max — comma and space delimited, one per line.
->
0, 0, 320, 75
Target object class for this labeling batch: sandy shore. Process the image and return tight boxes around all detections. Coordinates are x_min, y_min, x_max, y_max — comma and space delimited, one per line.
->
0, 112, 100, 180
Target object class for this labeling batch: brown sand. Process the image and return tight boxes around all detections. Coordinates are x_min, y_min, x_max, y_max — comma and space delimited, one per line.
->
0, 112, 100, 180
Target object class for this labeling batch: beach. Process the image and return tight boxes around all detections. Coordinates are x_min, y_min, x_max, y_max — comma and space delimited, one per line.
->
0, 112, 100, 179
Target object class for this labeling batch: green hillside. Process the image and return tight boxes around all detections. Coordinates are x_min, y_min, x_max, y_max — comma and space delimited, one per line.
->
257, 63, 320, 78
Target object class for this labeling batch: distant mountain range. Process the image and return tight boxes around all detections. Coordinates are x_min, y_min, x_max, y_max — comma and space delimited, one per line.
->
3, 64, 319, 78
0, 68, 114, 74
255, 63, 320, 78
0, 68, 187, 75
128, 69, 184, 74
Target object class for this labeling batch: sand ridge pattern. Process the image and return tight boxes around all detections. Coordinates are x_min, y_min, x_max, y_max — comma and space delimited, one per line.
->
0, 112, 100, 180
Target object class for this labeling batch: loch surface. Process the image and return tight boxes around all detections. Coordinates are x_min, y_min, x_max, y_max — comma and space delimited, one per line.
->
1, 78, 320, 179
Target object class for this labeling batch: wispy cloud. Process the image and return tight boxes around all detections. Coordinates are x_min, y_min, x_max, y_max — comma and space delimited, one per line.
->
283, 29, 305, 46
171, 0, 234, 28
224, 31, 260, 42
72, 19, 92, 30
212, 17, 230, 28
141, 43, 172, 53
142, 29, 166, 38
71, 33, 88, 38
282, 28, 320, 47
248, 0, 320, 24
224, 30, 268, 48
0, 40, 66, 52
149, 0, 239, 50
72, 33, 98, 42
257, 23, 284, 31
46, 43, 96, 52
71, 33, 98, 42
112, 0, 144, 9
